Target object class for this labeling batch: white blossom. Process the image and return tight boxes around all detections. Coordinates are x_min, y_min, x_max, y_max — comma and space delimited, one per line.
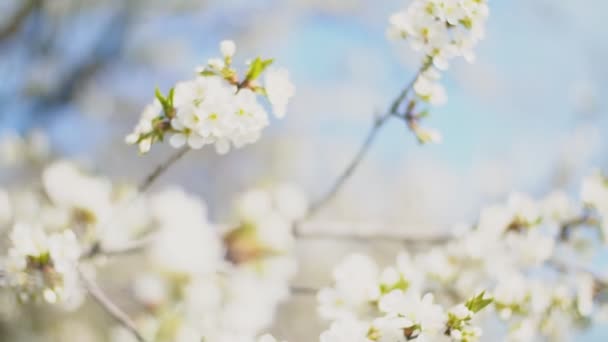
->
320, 318, 372, 342
318, 254, 380, 320
388, 0, 489, 70
125, 100, 163, 153
265, 67, 295, 118
126, 40, 294, 154
0, 188, 12, 226
378, 291, 446, 337
413, 68, 447, 106
220, 40, 237, 58
2, 223, 83, 308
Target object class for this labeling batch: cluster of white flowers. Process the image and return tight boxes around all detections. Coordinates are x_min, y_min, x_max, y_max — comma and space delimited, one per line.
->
0, 159, 308, 341
317, 170, 608, 341
125, 40, 295, 154
388, 0, 489, 69
1, 223, 83, 308
581, 170, 608, 240
387, 0, 489, 144
0, 129, 50, 167
0, 161, 150, 311
317, 252, 492, 342
113, 184, 308, 342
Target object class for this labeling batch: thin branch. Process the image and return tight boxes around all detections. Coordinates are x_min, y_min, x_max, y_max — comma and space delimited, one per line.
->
304, 64, 429, 220
290, 284, 319, 296
138, 147, 190, 193
80, 233, 156, 260
305, 114, 391, 218
0, 0, 40, 43
294, 230, 454, 245
559, 209, 598, 241
78, 266, 146, 342
81, 148, 189, 260
293, 210, 599, 250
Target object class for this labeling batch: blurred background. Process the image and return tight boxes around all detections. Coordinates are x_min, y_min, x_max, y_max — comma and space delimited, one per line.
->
0, 0, 607, 340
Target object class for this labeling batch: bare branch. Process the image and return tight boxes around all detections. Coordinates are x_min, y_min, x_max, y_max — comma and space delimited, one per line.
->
295, 230, 454, 245
559, 209, 598, 241
80, 233, 156, 260
305, 114, 390, 218
78, 266, 147, 342
304, 64, 429, 220
290, 284, 319, 296
137, 147, 190, 193
0, 0, 41, 43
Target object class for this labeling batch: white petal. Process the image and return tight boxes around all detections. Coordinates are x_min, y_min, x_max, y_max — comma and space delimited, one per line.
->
169, 134, 187, 148
188, 134, 206, 149
215, 138, 231, 154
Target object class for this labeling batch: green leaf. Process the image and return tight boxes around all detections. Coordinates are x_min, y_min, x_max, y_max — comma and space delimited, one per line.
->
245, 57, 274, 81
199, 69, 217, 77
460, 17, 473, 29
379, 276, 410, 294
252, 86, 268, 96
155, 87, 173, 117
417, 109, 430, 118
155, 87, 166, 104
465, 291, 493, 313
167, 87, 175, 107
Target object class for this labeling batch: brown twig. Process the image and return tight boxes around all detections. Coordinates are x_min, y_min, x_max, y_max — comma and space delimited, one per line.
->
137, 147, 190, 193
78, 266, 146, 342
290, 285, 319, 296
0, 0, 41, 43
303, 65, 429, 220
294, 228, 454, 245
558, 209, 598, 241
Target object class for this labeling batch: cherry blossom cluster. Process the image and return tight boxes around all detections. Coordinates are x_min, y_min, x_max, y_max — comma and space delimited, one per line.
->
0, 129, 50, 167
317, 253, 492, 342
111, 184, 307, 342
0, 161, 307, 342
2, 223, 82, 308
0, 161, 139, 310
315, 170, 608, 341
125, 40, 295, 154
387, 0, 489, 144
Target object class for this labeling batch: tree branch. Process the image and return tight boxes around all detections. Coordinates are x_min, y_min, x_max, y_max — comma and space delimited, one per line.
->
294, 229, 454, 245
137, 147, 190, 193
0, 0, 41, 43
81, 147, 189, 260
559, 209, 598, 241
303, 64, 429, 220
78, 266, 146, 342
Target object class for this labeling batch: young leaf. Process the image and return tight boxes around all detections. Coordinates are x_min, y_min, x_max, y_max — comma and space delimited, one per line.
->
155, 87, 173, 117
245, 57, 274, 81
199, 69, 217, 77
167, 87, 175, 106
465, 291, 493, 313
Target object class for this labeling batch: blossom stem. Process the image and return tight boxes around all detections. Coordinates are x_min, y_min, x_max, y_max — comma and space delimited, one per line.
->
138, 147, 190, 193
78, 266, 147, 342
303, 65, 428, 220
